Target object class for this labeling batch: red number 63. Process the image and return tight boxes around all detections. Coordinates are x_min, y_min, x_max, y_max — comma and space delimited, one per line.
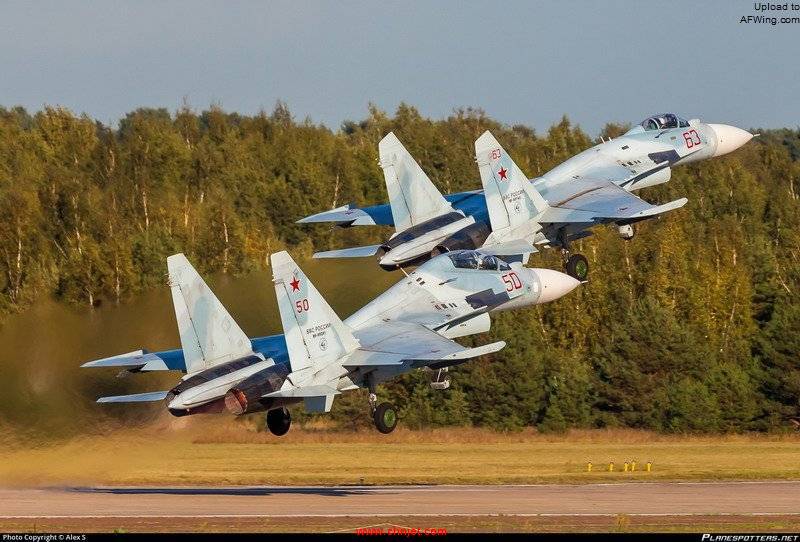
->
683, 129, 701, 148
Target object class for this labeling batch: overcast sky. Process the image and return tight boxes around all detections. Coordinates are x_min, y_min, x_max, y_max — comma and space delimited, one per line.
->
0, 0, 795, 134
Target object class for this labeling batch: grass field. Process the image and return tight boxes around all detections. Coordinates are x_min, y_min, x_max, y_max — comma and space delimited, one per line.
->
2, 417, 800, 486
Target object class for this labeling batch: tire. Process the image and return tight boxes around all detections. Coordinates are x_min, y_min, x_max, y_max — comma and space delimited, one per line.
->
373, 402, 398, 434
266, 407, 291, 436
565, 254, 589, 281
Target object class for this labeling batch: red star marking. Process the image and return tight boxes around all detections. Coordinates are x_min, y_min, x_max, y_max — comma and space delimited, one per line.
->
290, 276, 301, 292
498, 167, 508, 180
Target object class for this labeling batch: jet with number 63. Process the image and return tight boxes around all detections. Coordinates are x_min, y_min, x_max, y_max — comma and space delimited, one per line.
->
301, 114, 755, 280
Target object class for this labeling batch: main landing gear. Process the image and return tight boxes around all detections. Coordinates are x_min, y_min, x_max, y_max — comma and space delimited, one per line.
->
564, 252, 589, 281
558, 229, 589, 281
266, 407, 291, 436
367, 375, 398, 434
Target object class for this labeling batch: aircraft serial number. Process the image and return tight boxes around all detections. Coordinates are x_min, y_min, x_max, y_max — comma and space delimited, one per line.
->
683, 129, 701, 148
502, 272, 522, 292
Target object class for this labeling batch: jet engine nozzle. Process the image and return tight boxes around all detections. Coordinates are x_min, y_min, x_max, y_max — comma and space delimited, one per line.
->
708, 124, 753, 157
534, 268, 581, 303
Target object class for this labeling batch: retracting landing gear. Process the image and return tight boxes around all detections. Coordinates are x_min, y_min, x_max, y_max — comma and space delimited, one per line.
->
266, 407, 291, 436
366, 373, 398, 434
558, 229, 589, 281
428, 367, 451, 390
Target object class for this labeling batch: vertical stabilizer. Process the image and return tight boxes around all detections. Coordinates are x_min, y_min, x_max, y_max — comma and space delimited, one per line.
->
379, 132, 455, 233
167, 254, 253, 374
270, 251, 359, 379
475, 131, 548, 232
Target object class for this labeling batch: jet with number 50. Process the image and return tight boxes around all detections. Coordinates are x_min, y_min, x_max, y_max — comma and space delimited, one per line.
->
300, 114, 754, 280
82, 249, 579, 434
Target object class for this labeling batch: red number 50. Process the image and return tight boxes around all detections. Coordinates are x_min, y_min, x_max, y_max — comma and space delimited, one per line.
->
502, 272, 522, 292
295, 299, 309, 313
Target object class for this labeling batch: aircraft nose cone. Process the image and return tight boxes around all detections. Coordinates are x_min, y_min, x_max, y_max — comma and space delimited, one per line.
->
708, 124, 753, 157
534, 268, 581, 303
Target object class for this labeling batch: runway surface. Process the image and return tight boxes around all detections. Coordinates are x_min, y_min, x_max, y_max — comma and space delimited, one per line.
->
2, 481, 799, 518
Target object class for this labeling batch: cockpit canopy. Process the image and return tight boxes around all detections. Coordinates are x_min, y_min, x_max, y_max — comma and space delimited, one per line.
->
640, 113, 690, 131
447, 250, 511, 271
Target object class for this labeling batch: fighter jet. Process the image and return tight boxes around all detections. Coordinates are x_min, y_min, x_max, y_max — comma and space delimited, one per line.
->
83, 250, 579, 434
300, 114, 755, 280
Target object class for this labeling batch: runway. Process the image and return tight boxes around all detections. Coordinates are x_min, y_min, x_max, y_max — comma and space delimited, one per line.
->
2, 481, 799, 518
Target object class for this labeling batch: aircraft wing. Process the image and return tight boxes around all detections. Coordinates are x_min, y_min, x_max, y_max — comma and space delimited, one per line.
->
313, 244, 382, 259
540, 179, 687, 224
296, 205, 383, 226
344, 320, 506, 370
262, 385, 340, 399
255, 322, 503, 414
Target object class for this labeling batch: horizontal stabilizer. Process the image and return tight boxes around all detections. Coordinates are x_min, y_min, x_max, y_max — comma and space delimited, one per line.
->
97, 391, 169, 403
82, 350, 155, 369
313, 244, 382, 259
408, 341, 506, 366
297, 205, 377, 226
479, 240, 538, 256
262, 385, 341, 399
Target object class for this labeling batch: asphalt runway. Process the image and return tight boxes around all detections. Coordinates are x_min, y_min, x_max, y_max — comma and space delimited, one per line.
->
2, 481, 799, 518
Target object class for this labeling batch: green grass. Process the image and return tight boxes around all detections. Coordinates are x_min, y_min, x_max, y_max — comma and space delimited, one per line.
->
2, 420, 799, 486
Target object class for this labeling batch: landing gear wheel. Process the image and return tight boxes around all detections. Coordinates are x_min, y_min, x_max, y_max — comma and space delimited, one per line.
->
565, 254, 589, 281
266, 407, 291, 436
373, 402, 398, 434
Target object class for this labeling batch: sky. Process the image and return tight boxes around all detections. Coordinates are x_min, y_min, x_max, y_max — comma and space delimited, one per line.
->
0, 0, 796, 135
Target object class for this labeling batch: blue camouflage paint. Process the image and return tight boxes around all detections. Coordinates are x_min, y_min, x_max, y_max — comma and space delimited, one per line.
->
359, 190, 489, 227
153, 334, 290, 373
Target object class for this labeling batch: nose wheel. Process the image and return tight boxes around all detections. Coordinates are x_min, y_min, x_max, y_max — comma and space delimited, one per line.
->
266, 407, 291, 436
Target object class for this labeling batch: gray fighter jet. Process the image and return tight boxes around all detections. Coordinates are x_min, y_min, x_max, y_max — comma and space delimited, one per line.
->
302, 114, 754, 280
83, 250, 579, 434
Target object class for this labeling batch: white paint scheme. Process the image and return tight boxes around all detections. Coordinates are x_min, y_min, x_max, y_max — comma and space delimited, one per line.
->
166, 358, 274, 410
379, 215, 476, 266
167, 253, 254, 374
379, 132, 455, 233
707, 124, 755, 157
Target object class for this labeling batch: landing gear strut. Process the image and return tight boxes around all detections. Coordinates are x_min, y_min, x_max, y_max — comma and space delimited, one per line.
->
366, 373, 398, 434
266, 407, 291, 436
558, 230, 589, 281
428, 367, 451, 390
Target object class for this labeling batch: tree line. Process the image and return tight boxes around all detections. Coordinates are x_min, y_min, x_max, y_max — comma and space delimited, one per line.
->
0, 103, 797, 433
